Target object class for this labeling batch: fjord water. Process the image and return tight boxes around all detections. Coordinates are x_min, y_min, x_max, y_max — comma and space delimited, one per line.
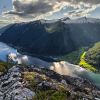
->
0, 42, 17, 61
0, 42, 100, 88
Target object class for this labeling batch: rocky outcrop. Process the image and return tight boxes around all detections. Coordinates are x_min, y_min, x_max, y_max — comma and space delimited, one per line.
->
23, 66, 100, 100
0, 64, 100, 100
0, 66, 35, 100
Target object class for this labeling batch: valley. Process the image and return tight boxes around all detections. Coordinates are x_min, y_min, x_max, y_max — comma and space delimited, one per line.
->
0, 17, 100, 100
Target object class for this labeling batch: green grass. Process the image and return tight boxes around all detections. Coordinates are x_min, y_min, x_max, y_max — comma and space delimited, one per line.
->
23, 72, 36, 81
33, 90, 70, 100
22, 72, 38, 88
59, 48, 86, 64
79, 52, 97, 72
0, 62, 13, 73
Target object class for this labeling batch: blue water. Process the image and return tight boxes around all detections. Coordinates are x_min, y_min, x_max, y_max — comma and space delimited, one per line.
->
0, 42, 17, 61
79, 71, 100, 89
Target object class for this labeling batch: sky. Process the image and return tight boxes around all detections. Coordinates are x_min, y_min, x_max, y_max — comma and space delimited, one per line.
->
0, 0, 100, 22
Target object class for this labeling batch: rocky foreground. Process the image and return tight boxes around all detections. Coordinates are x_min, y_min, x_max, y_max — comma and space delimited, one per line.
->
0, 65, 100, 100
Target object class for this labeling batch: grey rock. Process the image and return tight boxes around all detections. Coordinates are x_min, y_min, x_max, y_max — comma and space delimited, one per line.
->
0, 66, 35, 100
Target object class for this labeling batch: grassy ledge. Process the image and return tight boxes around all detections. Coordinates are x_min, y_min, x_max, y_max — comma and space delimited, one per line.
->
0, 61, 13, 73
79, 52, 97, 72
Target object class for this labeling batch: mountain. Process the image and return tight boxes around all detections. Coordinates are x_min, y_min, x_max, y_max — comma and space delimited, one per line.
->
0, 17, 100, 56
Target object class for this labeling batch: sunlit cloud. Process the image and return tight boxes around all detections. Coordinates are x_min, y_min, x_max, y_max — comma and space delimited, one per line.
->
1, 0, 100, 21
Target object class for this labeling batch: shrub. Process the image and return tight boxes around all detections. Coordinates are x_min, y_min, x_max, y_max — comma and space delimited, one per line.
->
0, 62, 12, 73
33, 90, 70, 100
22, 72, 35, 81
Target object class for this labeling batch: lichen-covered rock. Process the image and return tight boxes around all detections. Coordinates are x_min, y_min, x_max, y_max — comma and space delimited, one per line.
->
5, 88, 35, 100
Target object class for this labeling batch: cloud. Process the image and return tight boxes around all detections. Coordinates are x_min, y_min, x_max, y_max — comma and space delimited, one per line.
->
7, 0, 54, 18
5, 0, 100, 19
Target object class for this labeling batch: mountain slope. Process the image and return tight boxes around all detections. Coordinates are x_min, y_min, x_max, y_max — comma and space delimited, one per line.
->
0, 63, 100, 100
85, 42, 100, 70
0, 17, 100, 56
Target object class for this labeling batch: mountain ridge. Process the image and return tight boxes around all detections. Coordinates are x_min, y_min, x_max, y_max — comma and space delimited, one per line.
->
0, 17, 100, 56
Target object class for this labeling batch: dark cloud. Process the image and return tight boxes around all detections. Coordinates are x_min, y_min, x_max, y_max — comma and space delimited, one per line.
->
7, 0, 53, 17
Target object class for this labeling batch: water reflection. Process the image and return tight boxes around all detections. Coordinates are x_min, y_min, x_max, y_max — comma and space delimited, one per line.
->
50, 61, 86, 77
